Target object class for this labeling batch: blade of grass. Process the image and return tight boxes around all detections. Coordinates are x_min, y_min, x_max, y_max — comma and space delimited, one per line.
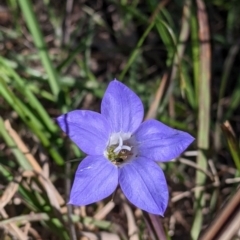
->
155, 16, 176, 65
18, 0, 60, 100
0, 79, 64, 165
119, 1, 170, 81
119, 2, 148, 23
0, 136, 69, 239
119, 21, 155, 80
147, 0, 174, 56
221, 121, 240, 173
145, 73, 168, 120
18, 185, 70, 240
214, 40, 240, 150
180, 62, 196, 109
190, 1, 200, 97
191, 0, 211, 239
0, 118, 32, 170
4, 119, 65, 207
158, 0, 193, 113
6, 0, 21, 34
57, 38, 88, 72
0, 57, 57, 133
177, 0, 196, 108
200, 189, 240, 240
42, 0, 62, 42
224, 73, 240, 121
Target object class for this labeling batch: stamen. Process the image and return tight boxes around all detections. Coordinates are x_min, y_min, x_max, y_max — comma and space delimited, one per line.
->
106, 132, 137, 164
114, 135, 123, 153
121, 145, 131, 151
118, 135, 123, 147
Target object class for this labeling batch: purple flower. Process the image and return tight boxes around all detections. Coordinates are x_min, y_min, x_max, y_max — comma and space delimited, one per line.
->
57, 79, 194, 215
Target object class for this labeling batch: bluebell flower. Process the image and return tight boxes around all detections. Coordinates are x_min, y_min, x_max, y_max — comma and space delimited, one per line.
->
57, 79, 194, 215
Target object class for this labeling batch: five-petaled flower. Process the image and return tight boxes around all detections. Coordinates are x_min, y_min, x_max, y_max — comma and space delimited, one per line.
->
57, 79, 194, 215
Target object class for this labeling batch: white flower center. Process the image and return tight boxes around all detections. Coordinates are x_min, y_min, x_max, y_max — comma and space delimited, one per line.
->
105, 132, 137, 165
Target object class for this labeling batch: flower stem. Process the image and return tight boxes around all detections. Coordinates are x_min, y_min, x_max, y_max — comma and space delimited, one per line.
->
148, 213, 167, 240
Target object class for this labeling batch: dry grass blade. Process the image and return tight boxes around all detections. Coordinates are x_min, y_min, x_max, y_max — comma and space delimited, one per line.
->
0, 213, 49, 226
94, 201, 115, 220
0, 175, 21, 210
145, 73, 168, 120
171, 182, 220, 203
177, 158, 213, 180
62, 0, 74, 45
0, 208, 28, 240
221, 121, 240, 171
214, 40, 240, 150
122, 203, 139, 240
81, 231, 121, 240
4, 120, 65, 210
208, 159, 220, 188
221, 120, 236, 137
28, 227, 43, 240
6, 224, 28, 240
225, 177, 240, 184
200, 189, 240, 240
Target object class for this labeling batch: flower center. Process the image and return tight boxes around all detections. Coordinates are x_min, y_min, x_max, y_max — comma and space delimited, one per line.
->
105, 132, 137, 166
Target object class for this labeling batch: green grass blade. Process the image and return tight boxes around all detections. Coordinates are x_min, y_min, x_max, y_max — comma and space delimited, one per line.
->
18, 0, 60, 99
221, 123, 240, 173
215, 42, 240, 149
191, 0, 211, 239
119, 21, 155, 80
0, 118, 32, 170
0, 57, 57, 133
0, 79, 64, 165
224, 73, 240, 120
190, 2, 200, 97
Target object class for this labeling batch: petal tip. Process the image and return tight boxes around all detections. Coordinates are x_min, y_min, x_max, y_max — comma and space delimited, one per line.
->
143, 202, 167, 215
185, 133, 195, 146
119, 158, 169, 216
67, 198, 79, 206
148, 210, 165, 216
102, 79, 144, 133
55, 114, 66, 130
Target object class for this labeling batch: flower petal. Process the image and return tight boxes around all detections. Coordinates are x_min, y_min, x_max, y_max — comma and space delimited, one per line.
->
69, 155, 118, 205
119, 157, 168, 215
101, 79, 144, 133
57, 110, 111, 155
135, 119, 194, 161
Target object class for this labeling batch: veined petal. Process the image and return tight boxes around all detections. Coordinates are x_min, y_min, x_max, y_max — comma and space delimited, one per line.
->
101, 80, 144, 133
119, 157, 168, 215
69, 155, 118, 205
57, 110, 110, 155
135, 120, 194, 161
